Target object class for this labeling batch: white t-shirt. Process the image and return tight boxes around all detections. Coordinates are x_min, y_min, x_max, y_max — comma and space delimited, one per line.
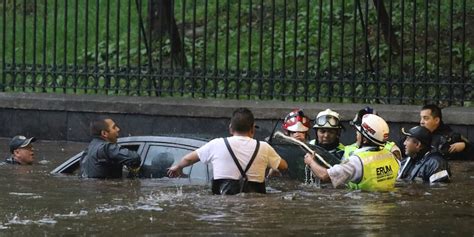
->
196, 135, 282, 183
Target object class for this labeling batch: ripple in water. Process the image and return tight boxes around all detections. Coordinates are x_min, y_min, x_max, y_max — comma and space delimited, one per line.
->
54, 210, 88, 218
9, 192, 42, 199
4, 215, 56, 226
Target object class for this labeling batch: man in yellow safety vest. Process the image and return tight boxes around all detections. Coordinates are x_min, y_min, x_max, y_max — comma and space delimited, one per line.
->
304, 114, 400, 192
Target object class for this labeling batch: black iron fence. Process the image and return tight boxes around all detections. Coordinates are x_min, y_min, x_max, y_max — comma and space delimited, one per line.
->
1, 0, 472, 106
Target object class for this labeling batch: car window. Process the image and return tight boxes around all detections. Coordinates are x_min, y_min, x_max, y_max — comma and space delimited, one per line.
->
120, 144, 140, 152
141, 145, 208, 180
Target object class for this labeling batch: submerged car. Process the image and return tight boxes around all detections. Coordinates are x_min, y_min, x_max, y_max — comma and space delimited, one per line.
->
51, 136, 212, 181
51, 135, 340, 182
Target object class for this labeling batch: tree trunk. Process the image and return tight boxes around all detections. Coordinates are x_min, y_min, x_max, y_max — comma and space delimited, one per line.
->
373, 0, 400, 55
148, 0, 187, 67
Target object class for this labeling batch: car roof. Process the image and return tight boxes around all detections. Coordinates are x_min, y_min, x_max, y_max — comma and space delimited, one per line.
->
118, 135, 211, 144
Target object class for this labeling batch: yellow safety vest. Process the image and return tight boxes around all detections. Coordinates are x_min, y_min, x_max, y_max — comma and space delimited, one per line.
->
343, 142, 397, 159
347, 148, 400, 192
343, 143, 358, 159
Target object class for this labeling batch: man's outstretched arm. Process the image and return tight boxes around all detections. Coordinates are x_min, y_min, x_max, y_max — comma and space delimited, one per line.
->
167, 151, 200, 178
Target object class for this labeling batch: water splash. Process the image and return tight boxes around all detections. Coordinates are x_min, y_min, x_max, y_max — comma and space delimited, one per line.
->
37, 160, 50, 165
54, 210, 88, 218
36, 216, 57, 225
304, 165, 321, 188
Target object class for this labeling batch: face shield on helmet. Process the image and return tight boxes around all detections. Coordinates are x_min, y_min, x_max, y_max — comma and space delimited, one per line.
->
313, 109, 342, 129
282, 109, 311, 133
354, 114, 389, 146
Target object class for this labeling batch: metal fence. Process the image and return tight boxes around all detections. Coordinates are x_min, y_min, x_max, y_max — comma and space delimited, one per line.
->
1, 0, 472, 106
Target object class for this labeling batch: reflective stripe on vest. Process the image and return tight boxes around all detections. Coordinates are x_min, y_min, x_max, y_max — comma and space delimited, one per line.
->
343, 142, 396, 160
348, 149, 400, 192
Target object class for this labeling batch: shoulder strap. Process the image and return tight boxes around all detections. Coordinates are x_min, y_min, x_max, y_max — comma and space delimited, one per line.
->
245, 140, 260, 174
223, 138, 260, 179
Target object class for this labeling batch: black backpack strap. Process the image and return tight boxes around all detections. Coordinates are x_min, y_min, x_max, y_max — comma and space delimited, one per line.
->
223, 138, 260, 179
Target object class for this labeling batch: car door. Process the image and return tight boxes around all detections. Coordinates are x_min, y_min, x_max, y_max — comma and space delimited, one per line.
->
139, 141, 210, 182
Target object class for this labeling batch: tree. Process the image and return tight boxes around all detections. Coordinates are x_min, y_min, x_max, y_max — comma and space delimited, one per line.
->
147, 0, 187, 67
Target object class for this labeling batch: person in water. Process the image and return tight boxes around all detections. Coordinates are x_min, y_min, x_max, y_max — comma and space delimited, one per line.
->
343, 107, 402, 160
309, 109, 345, 160
397, 126, 450, 183
418, 104, 471, 160
168, 107, 288, 195
281, 109, 311, 142
79, 118, 141, 179
5, 135, 36, 165
304, 114, 400, 192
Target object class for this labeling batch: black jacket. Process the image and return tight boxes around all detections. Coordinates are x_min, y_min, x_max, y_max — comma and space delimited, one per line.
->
397, 123, 472, 160
79, 137, 141, 178
398, 150, 450, 183
4, 155, 20, 165
431, 123, 472, 160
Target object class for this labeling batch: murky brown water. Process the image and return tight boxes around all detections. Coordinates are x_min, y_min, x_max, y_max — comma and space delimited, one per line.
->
0, 138, 473, 236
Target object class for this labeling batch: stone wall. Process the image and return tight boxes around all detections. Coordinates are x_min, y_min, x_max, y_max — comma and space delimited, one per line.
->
0, 92, 472, 144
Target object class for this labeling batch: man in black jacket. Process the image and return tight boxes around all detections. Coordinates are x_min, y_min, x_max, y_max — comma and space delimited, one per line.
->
80, 118, 141, 178
398, 126, 450, 183
420, 104, 471, 160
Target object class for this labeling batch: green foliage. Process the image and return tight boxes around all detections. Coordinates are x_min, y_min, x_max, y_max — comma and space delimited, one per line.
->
0, 0, 472, 105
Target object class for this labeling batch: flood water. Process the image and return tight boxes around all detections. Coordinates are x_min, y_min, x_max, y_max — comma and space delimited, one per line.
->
0, 138, 473, 236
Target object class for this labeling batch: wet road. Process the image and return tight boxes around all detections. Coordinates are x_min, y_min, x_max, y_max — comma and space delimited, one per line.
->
0, 138, 473, 236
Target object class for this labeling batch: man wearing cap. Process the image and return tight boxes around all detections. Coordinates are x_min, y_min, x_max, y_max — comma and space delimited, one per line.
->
398, 126, 450, 183
5, 135, 37, 165
79, 118, 141, 179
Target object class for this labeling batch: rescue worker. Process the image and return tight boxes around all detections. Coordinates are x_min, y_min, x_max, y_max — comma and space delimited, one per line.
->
304, 114, 400, 192
79, 118, 141, 179
281, 109, 311, 142
418, 104, 471, 160
4, 135, 36, 165
309, 109, 345, 160
343, 107, 402, 160
398, 126, 450, 183
168, 108, 288, 195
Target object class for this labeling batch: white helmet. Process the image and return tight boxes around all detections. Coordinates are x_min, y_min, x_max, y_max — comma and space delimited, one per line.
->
354, 114, 389, 146
313, 109, 342, 129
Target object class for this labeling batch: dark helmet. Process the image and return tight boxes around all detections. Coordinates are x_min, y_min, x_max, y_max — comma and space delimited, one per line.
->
350, 106, 377, 127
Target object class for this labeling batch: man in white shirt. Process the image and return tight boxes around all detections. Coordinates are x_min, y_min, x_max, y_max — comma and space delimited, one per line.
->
168, 108, 288, 195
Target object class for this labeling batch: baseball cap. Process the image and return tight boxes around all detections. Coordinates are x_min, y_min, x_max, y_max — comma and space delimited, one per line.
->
9, 135, 36, 153
402, 126, 432, 146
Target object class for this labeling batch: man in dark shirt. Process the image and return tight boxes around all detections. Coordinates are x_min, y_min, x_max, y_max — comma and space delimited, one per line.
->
398, 126, 450, 183
79, 118, 141, 178
4, 135, 36, 165
419, 104, 471, 160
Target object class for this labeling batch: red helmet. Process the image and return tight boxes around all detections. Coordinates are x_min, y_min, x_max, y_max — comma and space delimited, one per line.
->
282, 109, 311, 133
